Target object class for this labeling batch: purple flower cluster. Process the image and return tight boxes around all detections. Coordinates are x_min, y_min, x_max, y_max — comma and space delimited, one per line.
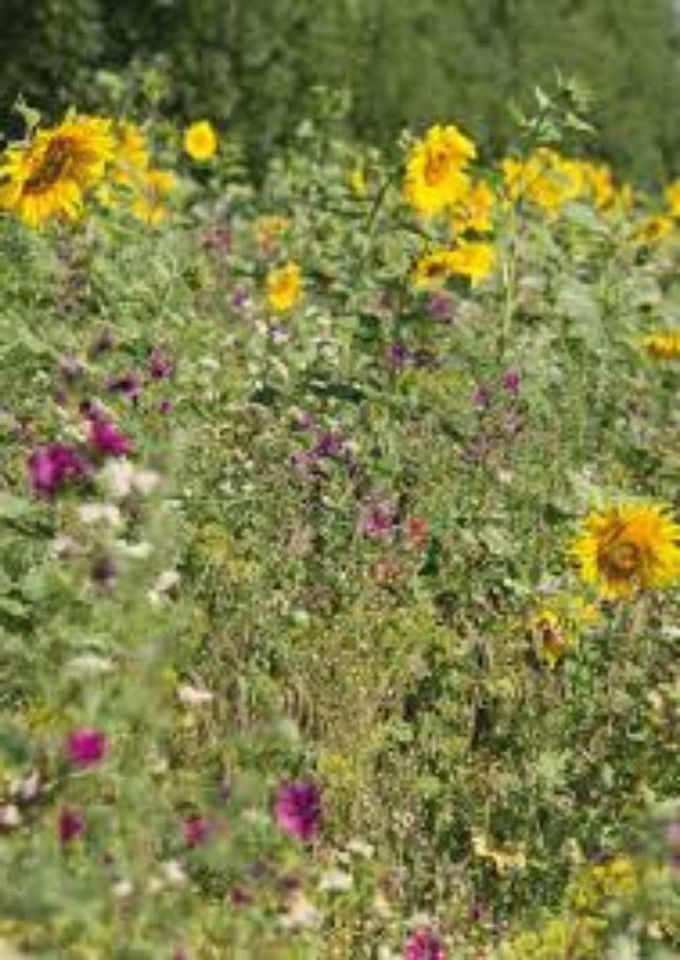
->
273, 780, 322, 843
28, 444, 90, 498
66, 727, 107, 768
464, 368, 525, 463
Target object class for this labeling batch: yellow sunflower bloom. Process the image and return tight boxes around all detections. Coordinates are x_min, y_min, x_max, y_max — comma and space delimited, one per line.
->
571, 502, 680, 599
183, 120, 218, 162
634, 214, 675, 246
266, 261, 303, 312
448, 240, 495, 286
665, 179, 680, 217
131, 169, 175, 225
450, 179, 495, 235
0, 113, 114, 228
529, 596, 598, 669
411, 249, 456, 288
348, 166, 367, 198
403, 124, 476, 217
113, 122, 149, 185
642, 330, 680, 360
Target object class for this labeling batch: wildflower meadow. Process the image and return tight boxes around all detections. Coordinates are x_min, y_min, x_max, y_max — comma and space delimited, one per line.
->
0, 79, 679, 958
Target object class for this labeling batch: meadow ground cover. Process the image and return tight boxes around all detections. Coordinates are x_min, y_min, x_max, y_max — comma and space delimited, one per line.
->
0, 84, 679, 957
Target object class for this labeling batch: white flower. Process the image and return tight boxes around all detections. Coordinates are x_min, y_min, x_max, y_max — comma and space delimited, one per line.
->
318, 868, 353, 893
101, 459, 160, 500
346, 838, 375, 859
177, 683, 214, 707
78, 502, 122, 527
0, 804, 21, 829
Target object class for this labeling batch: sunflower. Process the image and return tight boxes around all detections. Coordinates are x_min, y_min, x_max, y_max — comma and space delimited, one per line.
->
183, 120, 218, 162
131, 169, 175, 225
403, 124, 476, 218
448, 240, 495, 285
266, 261, 303, 312
113, 122, 149, 185
571, 502, 680, 599
529, 596, 598, 669
411, 249, 456, 288
642, 330, 680, 360
0, 113, 114, 227
450, 179, 495, 235
634, 215, 675, 246
665, 179, 680, 217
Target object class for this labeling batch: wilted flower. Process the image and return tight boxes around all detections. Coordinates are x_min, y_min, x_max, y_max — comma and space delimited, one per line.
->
472, 384, 492, 410
274, 780, 322, 843
501, 368, 521, 394
59, 807, 86, 845
403, 926, 447, 960
28, 443, 90, 497
148, 348, 174, 380
66, 727, 107, 768
108, 372, 141, 400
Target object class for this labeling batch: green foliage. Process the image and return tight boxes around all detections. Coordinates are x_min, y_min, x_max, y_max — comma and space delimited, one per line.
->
0, 92, 680, 956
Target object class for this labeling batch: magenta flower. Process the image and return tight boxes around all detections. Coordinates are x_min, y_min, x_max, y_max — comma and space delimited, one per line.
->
66, 727, 107, 768
89, 417, 133, 457
182, 814, 212, 848
59, 807, 86, 845
274, 780, 322, 843
501, 368, 521, 394
403, 927, 447, 960
385, 342, 411, 370
28, 443, 89, 497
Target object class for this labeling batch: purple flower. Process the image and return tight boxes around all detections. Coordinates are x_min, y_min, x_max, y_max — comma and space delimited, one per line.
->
385, 342, 410, 370
230, 287, 250, 309
472, 384, 492, 410
66, 728, 107, 768
59, 807, 86, 845
427, 291, 455, 321
359, 499, 397, 539
403, 927, 447, 960
313, 431, 345, 459
89, 417, 133, 457
182, 814, 212, 849
148, 349, 174, 380
157, 399, 173, 415
501, 368, 521, 394
28, 444, 90, 497
274, 780, 322, 843
108, 372, 141, 400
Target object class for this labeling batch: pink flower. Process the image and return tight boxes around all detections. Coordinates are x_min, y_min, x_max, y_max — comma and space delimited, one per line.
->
59, 807, 86, 845
89, 417, 133, 457
182, 814, 212, 848
28, 443, 90, 497
66, 727, 107, 768
403, 927, 447, 960
274, 780, 322, 843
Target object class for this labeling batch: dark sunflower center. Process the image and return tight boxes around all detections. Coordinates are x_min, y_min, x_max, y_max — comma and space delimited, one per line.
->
25, 137, 73, 195
600, 538, 641, 578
